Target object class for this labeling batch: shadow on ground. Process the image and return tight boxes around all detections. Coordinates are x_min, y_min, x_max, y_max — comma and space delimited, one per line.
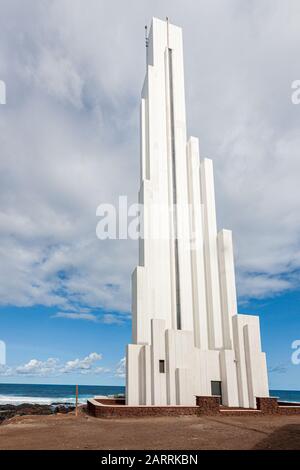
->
252, 424, 300, 450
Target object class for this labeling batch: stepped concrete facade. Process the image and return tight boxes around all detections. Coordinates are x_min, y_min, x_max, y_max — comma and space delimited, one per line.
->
126, 18, 269, 408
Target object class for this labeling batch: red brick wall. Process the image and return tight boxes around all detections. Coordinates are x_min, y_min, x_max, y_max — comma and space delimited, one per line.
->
256, 397, 279, 414
87, 399, 200, 419
87, 397, 300, 419
196, 396, 220, 415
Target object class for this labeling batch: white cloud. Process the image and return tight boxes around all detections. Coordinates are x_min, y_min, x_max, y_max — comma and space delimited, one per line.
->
268, 364, 288, 374
0, 352, 105, 377
115, 357, 126, 378
16, 358, 59, 376
0, 0, 299, 317
53, 312, 98, 322
52, 310, 128, 324
102, 314, 127, 325
30, 48, 84, 108
61, 352, 102, 373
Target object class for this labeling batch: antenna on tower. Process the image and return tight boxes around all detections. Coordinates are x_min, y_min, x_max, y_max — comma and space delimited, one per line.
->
145, 25, 149, 48
166, 16, 170, 48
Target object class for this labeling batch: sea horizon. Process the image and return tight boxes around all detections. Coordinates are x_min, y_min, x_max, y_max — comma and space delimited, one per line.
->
0, 383, 299, 406
0, 383, 125, 405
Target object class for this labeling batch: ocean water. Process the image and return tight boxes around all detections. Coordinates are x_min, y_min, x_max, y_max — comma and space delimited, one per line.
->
0, 384, 299, 405
0, 383, 125, 405
270, 389, 300, 403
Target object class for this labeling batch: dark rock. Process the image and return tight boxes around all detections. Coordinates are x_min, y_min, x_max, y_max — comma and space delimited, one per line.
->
0, 410, 15, 423
54, 405, 75, 414
51, 402, 74, 406
0, 402, 74, 424
0, 404, 16, 411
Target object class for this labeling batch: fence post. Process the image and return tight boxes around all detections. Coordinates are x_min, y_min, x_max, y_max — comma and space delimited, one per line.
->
75, 385, 79, 416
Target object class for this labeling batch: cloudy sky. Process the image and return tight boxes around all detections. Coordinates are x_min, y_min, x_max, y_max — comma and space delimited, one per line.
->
0, 0, 299, 388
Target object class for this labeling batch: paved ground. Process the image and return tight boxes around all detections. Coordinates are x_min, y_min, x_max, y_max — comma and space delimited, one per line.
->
0, 409, 299, 450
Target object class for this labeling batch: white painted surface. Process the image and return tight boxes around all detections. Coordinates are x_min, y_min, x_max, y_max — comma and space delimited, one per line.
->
220, 349, 239, 407
175, 368, 195, 405
200, 158, 223, 350
187, 137, 209, 350
151, 319, 167, 405
218, 229, 237, 349
126, 344, 144, 405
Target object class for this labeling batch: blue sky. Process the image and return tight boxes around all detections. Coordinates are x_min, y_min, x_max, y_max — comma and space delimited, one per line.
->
0, 305, 129, 385
0, 291, 299, 389
0, 1, 299, 389
240, 291, 300, 390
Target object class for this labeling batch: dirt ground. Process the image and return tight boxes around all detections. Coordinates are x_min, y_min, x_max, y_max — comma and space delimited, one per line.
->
0, 409, 299, 450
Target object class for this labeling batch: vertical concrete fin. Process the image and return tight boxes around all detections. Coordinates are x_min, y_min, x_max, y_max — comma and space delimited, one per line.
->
200, 158, 223, 349
151, 319, 167, 405
220, 350, 239, 407
187, 137, 208, 349
165, 329, 176, 405
217, 229, 237, 349
126, 344, 144, 405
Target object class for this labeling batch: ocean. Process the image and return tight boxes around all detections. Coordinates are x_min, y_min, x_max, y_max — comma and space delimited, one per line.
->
270, 389, 300, 403
0, 384, 299, 405
0, 383, 125, 405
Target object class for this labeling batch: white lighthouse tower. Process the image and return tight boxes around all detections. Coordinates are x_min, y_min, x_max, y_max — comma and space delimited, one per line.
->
126, 17, 269, 408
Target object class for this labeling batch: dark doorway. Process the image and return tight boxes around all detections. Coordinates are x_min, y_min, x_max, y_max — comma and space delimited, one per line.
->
211, 381, 222, 403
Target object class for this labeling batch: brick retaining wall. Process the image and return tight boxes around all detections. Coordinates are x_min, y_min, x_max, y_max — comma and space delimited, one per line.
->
87, 399, 200, 419
87, 396, 300, 419
196, 396, 220, 415
256, 397, 279, 414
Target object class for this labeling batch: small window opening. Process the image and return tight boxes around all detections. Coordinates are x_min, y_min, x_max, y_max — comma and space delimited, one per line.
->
159, 360, 165, 373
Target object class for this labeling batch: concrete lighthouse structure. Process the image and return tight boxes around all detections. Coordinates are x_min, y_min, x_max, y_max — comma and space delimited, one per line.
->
126, 17, 269, 408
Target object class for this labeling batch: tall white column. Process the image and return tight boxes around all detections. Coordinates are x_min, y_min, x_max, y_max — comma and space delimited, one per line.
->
187, 137, 208, 349
217, 229, 237, 349
166, 23, 194, 332
200, 158, 223, 349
